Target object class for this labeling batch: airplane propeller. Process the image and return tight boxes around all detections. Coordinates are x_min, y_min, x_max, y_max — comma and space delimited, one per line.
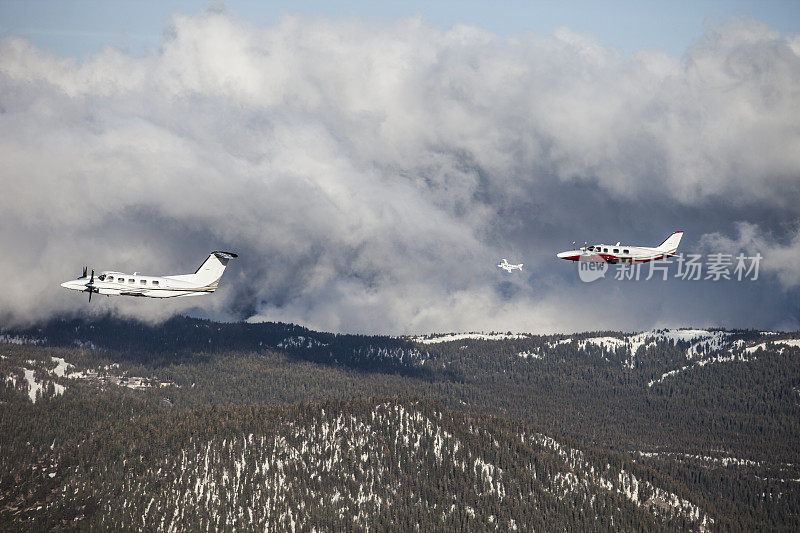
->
86, 269, 95, 302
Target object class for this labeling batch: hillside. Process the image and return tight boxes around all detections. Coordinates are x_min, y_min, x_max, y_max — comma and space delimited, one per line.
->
3, 396, 713, 531
1, 317, 799, 530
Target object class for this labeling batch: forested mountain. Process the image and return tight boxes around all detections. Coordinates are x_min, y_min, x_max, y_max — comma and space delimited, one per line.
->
1, 316, 799, 530
4, 316, 432, 374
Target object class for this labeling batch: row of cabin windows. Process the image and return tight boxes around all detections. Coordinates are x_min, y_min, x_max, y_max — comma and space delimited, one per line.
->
587, 246, 630, 254
104, 276, 159, 286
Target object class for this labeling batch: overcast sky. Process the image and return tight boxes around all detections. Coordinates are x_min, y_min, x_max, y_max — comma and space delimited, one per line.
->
1, 3, 799, 334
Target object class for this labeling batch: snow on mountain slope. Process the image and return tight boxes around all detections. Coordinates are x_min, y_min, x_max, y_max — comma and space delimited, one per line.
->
572, 329, 731, 359
46, 400, 709, 531
511, 329, 799, 388
645, 335, 800, 387
0, 353, 68, 403
411, 333, 530, 344
23, 368, 43, 402
536, 329, 739, 368
530, 432, 712, 529
637, 451, 762, 469
648, 352, 753, 388
277, 336, 329, 349
0, 349, 178, 400
745, 339, 800, 353
578, 337, 628, 350
51, 356, 71, 377
0, 334, 45, 345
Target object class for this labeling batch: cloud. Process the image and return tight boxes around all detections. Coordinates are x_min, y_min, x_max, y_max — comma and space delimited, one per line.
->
700, 222, 800, 289
0, 11, 798, 333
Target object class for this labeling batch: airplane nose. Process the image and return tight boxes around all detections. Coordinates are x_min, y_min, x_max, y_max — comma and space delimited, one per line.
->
557, 251, 581, 260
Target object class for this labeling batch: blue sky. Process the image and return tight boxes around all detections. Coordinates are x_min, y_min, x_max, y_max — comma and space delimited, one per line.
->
2, 0, 799, 59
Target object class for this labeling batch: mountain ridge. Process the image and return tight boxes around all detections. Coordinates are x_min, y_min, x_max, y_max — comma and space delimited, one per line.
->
1, 315, 799, 530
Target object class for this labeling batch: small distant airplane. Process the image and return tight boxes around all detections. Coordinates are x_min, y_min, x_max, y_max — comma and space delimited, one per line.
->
557, 231, 683, 264
61, 251, 238, 301
498, 258, 523, 272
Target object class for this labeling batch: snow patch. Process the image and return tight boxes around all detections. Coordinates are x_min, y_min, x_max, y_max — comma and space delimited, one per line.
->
637, 451, 761, 468
745, 338, 800, 353
648, 352, 752, 387
0, 334, 44, 345
578, 337, 627, 350
51, 357, 71, 377
550, 329, 735, 368
412, 332, 529, 344
23, 368, 43, 403
277, 336, 329, 349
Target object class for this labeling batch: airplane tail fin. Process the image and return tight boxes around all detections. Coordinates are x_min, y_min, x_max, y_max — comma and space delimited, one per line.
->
656, 231, 683, 254
188, 251, 238, 287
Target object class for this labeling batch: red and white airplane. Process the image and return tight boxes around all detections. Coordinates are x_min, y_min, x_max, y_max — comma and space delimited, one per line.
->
557, 231, 683, 264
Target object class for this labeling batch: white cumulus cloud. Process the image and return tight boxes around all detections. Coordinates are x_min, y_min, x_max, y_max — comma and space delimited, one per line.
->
0, 11, 798, 333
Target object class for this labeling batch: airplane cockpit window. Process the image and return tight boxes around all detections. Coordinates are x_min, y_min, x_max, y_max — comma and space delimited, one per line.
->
587, 246, 594, 251
98, 274, 106, 281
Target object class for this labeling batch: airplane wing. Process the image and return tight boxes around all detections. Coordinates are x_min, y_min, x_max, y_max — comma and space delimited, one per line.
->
119, 289, 147, 296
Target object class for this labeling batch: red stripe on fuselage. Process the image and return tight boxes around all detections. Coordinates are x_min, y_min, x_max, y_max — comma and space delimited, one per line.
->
559, 253, 669, 263
631, 255, 663, 264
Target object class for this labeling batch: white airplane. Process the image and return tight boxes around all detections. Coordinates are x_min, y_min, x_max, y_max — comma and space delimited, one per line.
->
498, 258, 523, 272
61, 251, 238, 301
557, 231, 683, 264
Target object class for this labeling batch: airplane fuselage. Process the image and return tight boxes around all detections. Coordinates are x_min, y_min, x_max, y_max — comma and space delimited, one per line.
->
61, 251, 237, 299
556, 231, 683, 264
61, 272, 219, 298
557, 245, 670, 264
